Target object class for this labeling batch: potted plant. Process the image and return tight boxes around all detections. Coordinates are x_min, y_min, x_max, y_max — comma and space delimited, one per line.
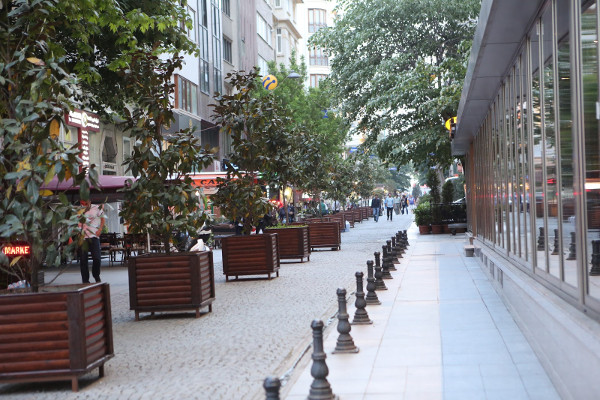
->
414, 202, 432, 234
119, 53, 217, 320
211, 70, 297, 280
441, 180, 455, 233
427, 169, 444, 234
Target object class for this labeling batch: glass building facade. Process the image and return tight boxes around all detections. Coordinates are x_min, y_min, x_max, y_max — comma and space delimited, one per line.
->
457, 2, 600, 395
462, 0, 600, 319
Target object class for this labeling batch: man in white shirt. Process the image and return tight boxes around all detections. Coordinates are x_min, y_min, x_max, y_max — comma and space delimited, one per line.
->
385, 193, 395, 221
79, 200, 105, 284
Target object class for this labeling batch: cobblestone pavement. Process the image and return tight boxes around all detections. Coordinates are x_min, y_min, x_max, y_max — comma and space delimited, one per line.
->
0, 213, 413, 400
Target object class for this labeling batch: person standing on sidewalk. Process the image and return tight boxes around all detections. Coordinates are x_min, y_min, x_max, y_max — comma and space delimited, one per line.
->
79, 200, 105, 284
385, 193, 395, 221
371, 195, 381, 222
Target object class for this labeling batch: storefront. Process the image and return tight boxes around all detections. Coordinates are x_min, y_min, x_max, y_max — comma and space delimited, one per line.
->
455, 1, 600, 397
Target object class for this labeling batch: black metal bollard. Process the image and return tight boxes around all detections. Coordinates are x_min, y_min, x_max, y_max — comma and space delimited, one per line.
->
403, 230, 410, 247
264, 376, 281, 400
333, 288, 359, 354
352, 272, 372, 325
537, 227, 545, 251
308, 320, 337, 400
567, 232, 576, 260
590, 240, 600, 276
387, 240, 398, 268
392, 235, 404, 259
381, 245, 393, 279
365, 260, 381, 305
398, 232, 406, 254
374, 252, 387, 290
552, 229, 560, 255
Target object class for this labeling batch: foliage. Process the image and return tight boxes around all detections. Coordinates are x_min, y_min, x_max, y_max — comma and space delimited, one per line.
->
442, 180, 454, 204
265, 55, 351, 207
267, 224, 307, 229
413, 201, 432, 226
426, 169, 441, 204
411, 184, 422, 200
211, 70, 293, 235
0, 0, 198, 287
119, 53, 216, 255
312, 0, 480, 169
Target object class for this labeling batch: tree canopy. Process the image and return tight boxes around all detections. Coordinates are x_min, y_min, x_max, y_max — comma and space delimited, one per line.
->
312, 0, 480, 169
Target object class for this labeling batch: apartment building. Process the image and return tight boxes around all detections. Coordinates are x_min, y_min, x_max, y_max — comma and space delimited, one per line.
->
297, 0, 336, 88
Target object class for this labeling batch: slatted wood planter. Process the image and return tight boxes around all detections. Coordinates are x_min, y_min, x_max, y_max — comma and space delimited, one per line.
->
307, 222, 341, 251
221, 234, 280, 281
352, 209, 362, 224
265, 226, 310, 263
128, 251, 215, 321
0, 283, 114, 392
339, 212, 354, 228
360, 207, 369, 220
329, 214, 346, 232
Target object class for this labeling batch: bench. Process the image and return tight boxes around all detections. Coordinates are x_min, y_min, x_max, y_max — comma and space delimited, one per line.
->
448, 223, 467, 236
464, 245, 475, 257
211, 224, 237, 248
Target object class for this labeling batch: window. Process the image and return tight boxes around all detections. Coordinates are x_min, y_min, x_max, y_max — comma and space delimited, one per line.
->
222, 0, 230, 17
257, 13, 272, 46
223, 37, 232, 63
187, 7, 196, 42
309, 47, 328, 66
275, 0, 281, 7
257, 56, 269, 75
276, 28, 282, 53
200, 0, 209, 93
308, 9, 326, 33
212, 0, 222, 94
310, 74, 327, 88
177, 75, 198, 114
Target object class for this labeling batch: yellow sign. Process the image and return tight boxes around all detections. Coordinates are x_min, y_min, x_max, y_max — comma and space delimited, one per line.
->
445, 117, 457, 131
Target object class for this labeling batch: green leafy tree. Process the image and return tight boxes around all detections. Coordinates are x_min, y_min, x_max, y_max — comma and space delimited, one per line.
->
411, 184, 422, 200
312, 0, 480, 169
119, 53, 215, 254
211, 70, 295, 235
442, 180, 454, 204
0, 0, 198, 289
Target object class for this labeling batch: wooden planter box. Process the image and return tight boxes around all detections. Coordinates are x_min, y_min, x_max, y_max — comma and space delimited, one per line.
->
128, 251, 215, 320
0, 283, 114, 392
221, 234, 280, 281
307, 222, 341, 251
328, 214, 346, 232
418, 225, 431, 234
264, 226, 310, 263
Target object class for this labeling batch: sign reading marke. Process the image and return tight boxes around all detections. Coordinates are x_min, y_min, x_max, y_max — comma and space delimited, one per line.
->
65, 109, 100, 171
2, 244, 31, 257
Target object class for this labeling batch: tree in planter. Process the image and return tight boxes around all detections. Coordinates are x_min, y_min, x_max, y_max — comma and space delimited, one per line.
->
441, 179, 455, 223
1, 0, 200, 289
426, 169, 442, 224
413, 201, 432, 227
211, 70, 294, 235
119, 53, 215, 253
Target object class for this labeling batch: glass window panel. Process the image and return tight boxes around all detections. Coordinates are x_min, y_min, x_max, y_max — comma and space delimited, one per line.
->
582, 2, 600, 298
542, 6, 561, 280
532, 20, 547, 273
558, 0, 577, 288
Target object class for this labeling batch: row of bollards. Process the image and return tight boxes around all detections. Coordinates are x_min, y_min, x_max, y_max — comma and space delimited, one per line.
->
264, 230, 410, 399
536, 228, 600, 276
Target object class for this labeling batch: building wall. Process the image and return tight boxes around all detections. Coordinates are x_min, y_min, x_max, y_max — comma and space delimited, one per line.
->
459, 1, 600, 397
297, 0, 337, 87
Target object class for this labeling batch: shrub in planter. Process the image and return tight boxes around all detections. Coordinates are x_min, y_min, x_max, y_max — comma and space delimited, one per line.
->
414, 202, 432, 234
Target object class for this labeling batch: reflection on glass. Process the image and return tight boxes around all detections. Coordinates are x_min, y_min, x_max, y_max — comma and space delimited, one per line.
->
582, 3, 600, 299
558, 28, 577, 288
532, 21, 547, 273
542, 6, 561, 280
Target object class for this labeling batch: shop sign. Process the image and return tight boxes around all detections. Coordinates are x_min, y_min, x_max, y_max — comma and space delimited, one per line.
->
65, 109, 100, 170
2, 243, 31, 257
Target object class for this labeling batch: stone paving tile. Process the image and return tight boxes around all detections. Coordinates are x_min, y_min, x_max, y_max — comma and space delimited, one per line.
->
0, 213, 413, 400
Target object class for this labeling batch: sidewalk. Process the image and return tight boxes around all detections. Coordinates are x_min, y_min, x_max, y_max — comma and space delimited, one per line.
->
284, 229, 561, 400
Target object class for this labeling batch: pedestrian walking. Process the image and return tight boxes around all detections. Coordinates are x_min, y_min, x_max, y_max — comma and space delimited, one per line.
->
371, 195, 381, 222
409, 195, 415, 211
79, 200, 105, 284
385, 193, 395, 221
401, 194, 409, 215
